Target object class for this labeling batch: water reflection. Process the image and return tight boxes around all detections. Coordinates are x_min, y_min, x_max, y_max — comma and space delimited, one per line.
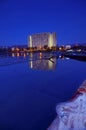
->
0, 52, 28, 67
11, 52, 28, 57
0, 51, 86, 130
0, 52, 85, 69
0, 52, 58, 69
29, 52, 57, 70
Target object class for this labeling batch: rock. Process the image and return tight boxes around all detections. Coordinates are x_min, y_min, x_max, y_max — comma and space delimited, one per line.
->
47, 80, 86, 130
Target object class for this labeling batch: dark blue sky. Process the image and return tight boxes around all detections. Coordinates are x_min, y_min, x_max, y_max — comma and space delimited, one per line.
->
0, 0, 86, 46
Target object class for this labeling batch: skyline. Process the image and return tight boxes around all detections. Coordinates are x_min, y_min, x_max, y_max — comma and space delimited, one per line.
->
0, 0, 86, 46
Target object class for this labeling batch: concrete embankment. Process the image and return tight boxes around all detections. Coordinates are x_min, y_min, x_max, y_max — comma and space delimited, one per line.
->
47, 80, 86, 130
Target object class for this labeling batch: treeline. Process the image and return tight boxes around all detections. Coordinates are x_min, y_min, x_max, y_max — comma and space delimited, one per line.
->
71, 44, 86, 51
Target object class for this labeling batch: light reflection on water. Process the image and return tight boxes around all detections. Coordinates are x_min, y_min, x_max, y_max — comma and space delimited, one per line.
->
28, 52, 57, 70
0, 52, 58, 70
0, 52, 86, 130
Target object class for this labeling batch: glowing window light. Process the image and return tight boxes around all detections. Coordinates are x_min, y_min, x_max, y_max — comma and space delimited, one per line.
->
29, 36, 32, 48
48, 34, 53, 48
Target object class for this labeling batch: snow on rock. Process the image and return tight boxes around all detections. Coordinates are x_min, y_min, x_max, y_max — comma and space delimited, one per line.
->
47, 80, 86, 130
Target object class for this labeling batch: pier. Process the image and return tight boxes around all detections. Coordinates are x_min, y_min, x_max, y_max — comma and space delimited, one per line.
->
63, 51, 86, 62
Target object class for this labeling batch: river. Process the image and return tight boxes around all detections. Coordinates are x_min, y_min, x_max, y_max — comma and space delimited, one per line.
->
0, 52, 86, 130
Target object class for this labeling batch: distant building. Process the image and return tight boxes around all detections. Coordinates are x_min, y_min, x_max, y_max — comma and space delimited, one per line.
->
28, 32, 57, 49
65, 45, 71, 50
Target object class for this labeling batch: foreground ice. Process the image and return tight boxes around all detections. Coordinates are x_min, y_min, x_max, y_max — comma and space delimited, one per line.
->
47, 80, 86, 130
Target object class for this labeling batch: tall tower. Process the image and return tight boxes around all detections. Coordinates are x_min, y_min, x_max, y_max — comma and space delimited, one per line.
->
28, 35, 32, 48
48, 33, 53, 48
48, 32, 57, 48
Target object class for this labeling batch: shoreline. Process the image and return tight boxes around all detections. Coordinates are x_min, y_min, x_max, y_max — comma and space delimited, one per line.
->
47, 80, 86, 130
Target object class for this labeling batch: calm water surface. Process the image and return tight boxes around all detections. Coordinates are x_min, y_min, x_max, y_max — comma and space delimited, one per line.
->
0, 53, 86, 130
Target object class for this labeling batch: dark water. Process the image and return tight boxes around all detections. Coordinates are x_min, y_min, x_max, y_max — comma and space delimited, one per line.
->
0, 52, 86, 130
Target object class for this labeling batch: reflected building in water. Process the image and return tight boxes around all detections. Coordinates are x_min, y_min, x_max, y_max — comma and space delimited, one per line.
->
1, 52, 57, 70
29, 53, 57, 70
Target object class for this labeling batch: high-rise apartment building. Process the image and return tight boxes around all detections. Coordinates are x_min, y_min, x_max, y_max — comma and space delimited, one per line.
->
28, 32, 57, 49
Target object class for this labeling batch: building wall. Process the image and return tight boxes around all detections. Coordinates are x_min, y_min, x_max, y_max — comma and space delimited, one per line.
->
28, 32, 57, 48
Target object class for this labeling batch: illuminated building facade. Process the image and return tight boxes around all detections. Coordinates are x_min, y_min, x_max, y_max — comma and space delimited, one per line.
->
28, 32, 57, 49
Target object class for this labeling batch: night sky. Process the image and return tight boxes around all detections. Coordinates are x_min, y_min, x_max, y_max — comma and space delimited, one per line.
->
0, 0, 86, 46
